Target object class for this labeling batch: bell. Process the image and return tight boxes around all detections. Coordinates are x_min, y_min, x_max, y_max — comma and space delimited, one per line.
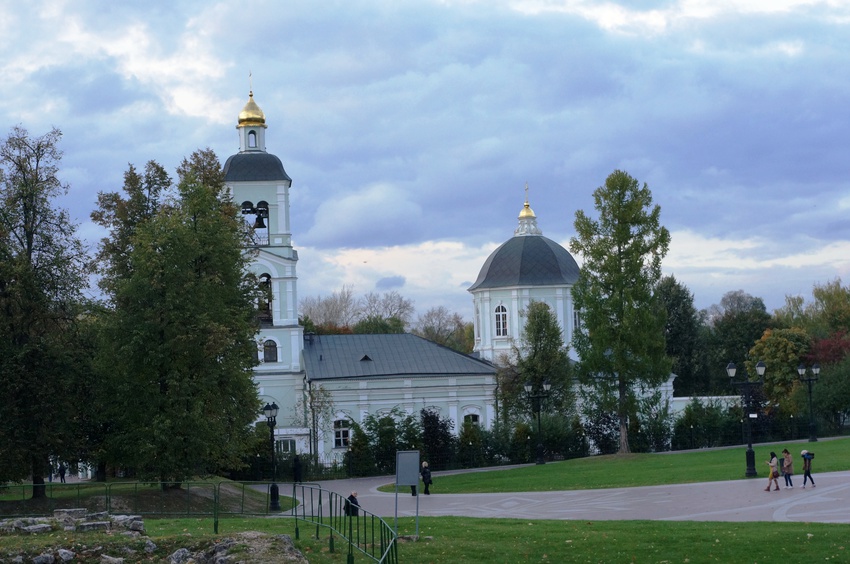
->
253, 215, 267, 229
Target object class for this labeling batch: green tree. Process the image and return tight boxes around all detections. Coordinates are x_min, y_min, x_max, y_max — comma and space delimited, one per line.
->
94, 149, 260, 482
810, 356, 850, 434
704, 291, 772, 385
0, 126, 90, 496
569, 170, 671, 454
747, 327, 812, 411
657, 276, 702, 396
352, 315, 406, 334
420, 407, 456, 470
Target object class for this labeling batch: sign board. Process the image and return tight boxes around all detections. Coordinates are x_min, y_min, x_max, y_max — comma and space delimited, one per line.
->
396, 450, 420, 486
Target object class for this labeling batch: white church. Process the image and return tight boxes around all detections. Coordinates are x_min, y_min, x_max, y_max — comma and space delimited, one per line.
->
223, 91, 675, 458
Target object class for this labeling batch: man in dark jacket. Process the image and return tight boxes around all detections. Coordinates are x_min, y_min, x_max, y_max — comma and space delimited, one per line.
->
344, 491, 360, 517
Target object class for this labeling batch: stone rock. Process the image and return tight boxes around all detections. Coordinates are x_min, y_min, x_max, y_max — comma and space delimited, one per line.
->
100, 555, 124, 564
54, 508, 87, 519
77, 521, 112, 532
23, 524, 53, 534
32, 554, 55, 564
144, 538, 157, 553
57, 548, 76, 562
129, 520, 145, 532
169, 547, 192, 563
86, 511, 108, 520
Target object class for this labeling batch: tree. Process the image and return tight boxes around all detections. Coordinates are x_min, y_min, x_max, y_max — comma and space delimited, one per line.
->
420, 408, 456, 470
703, 290, 772, 391
296, 383, 336, 457
747, 327, 812, 411
352, 315, 405, 334
0, 126, 91, 496
94, 149, 260, 482
657, 276, 702, 396
300, 285, 360, 328
569, 170, 671, 454
412, 306, 473, 353
360, 290, 415, 327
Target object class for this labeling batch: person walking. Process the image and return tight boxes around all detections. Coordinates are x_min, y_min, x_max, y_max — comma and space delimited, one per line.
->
292, 455, 303, 484
781, 449, 794, 489
344, 491, 360, 517
801, 450, 816, 488
765, 452, 780, 492
421, 461, 433, 495
58, 463, 66, 484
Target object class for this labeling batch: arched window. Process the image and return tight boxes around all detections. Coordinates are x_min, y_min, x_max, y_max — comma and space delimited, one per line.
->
258, 274, 272, 323
263, 340, 278, 363
248, 130, 257, 148
463, 413, 480, 426
495, 305, 508, 337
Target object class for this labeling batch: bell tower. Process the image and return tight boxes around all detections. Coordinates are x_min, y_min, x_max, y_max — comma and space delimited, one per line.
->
224, 90, 305, 448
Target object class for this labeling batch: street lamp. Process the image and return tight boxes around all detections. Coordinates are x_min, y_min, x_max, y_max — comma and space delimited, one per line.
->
263, 402, 281, 511
523, 380, 551, 465
797, 363, 820, 443
728, 361, 766, 478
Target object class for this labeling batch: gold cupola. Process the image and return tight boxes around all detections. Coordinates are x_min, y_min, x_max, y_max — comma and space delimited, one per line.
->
515, 183, 542, 236
238, 91, 267, 128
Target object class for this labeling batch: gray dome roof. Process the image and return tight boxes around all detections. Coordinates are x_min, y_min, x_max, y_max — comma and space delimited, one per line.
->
223, 152, 291, 183
468, 235, 580, 291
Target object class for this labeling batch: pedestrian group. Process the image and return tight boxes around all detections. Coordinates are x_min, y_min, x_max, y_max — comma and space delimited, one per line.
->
765, 449, 815, 492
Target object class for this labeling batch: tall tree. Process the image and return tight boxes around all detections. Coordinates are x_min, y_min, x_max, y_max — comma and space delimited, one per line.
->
569, 170, 671, 454
0, 126, 90, 495
703, 290, 772, 390
501, 301, 573, 422
656, 275, 701, 396
94, 149, 260, 482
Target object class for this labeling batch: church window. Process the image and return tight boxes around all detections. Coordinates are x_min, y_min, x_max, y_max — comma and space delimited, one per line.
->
573, 309, 582, 333
248, 130, 257, 148
495, 305, 508, 337
334, 419, 350, 448
258, 274, 272, 323
464, 413, 480, 425
263, 340, 278, 363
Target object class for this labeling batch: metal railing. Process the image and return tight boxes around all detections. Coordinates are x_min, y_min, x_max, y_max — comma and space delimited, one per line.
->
0, 481, 397, 564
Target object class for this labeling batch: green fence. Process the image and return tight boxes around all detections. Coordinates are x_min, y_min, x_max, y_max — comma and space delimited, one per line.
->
0, 481, 397, 564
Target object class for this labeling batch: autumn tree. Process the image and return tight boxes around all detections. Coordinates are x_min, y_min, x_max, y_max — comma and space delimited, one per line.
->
747, 328, 812, 411
93, 149, 260, 482
569, 170, 671, 454
0, 127, 91, 495
412, 305, 473, 353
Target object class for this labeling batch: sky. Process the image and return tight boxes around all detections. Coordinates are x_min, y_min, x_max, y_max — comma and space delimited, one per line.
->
3, 0, 850, 321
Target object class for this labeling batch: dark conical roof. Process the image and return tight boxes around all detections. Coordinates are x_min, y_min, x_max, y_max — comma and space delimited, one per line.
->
468, 235, 580, 291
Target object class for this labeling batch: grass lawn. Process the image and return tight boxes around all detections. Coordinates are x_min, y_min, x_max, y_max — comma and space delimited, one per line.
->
3, 515, 844, 563
380, 436, 850, 493
2, 440, 847, 562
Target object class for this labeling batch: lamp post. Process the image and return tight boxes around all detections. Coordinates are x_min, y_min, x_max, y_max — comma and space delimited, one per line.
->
523, 380, 551, 465
797, 363, 820, 442
728, 361, 766, 478
263, 402, 281, 511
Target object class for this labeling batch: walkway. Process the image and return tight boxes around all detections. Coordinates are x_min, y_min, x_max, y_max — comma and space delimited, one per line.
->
316, 468, 850, 524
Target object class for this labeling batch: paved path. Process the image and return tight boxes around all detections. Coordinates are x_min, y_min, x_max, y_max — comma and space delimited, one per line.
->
315, 469, 850, 524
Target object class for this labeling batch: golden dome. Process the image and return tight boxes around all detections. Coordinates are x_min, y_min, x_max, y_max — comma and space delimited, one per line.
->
518, 201, 536, 219
519, 183, 536, 219
238, 91, 266, 127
